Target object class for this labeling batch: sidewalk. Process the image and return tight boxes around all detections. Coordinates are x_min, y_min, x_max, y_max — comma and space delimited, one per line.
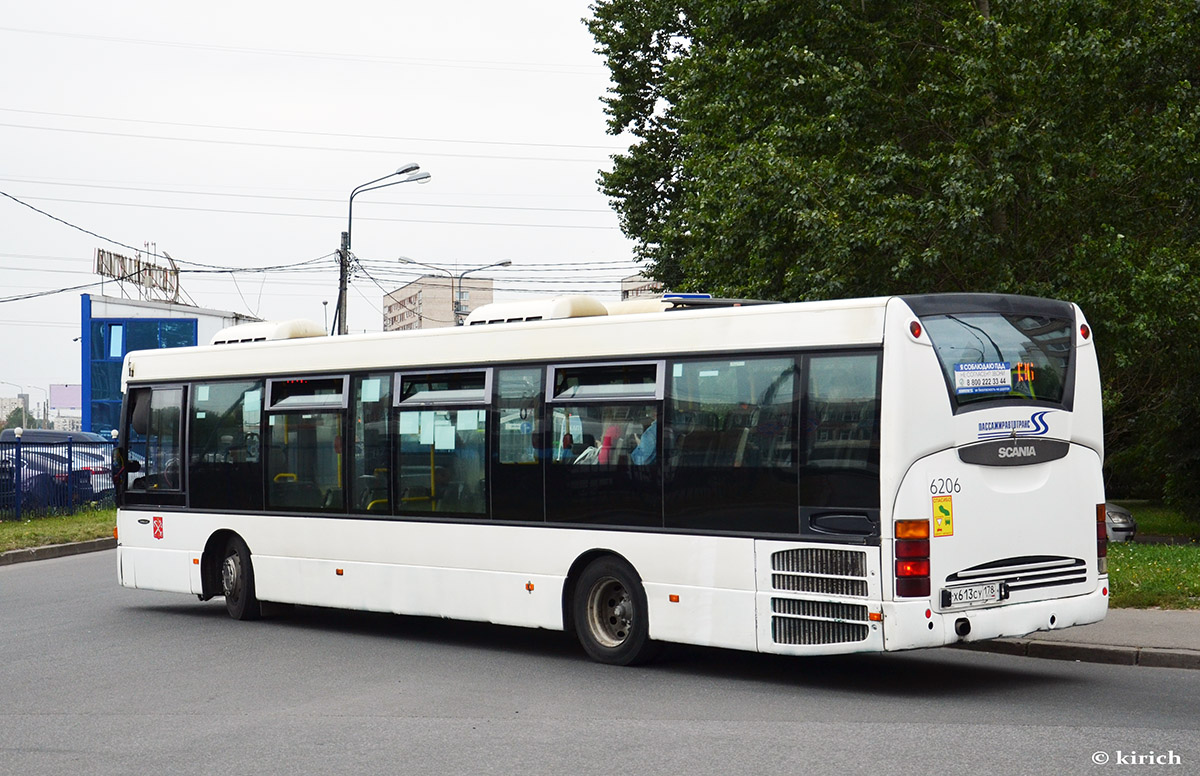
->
960, 608, 1200, 669
0, 537, 116, 566
4, 539, 1198, 669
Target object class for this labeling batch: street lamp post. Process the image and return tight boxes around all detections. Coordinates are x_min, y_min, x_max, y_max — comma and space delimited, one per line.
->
26, 385, 48, 428
455, 261, 512, 325
333, 164, 432, 336
396, 258, 512, 326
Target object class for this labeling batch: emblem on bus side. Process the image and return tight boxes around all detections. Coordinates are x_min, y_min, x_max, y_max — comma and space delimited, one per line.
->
976, 410, 1052, 440
153, 516, 163, 540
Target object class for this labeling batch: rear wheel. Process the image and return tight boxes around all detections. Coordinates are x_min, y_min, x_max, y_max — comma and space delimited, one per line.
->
221, 537, 261, 621
572, 556, 659, 665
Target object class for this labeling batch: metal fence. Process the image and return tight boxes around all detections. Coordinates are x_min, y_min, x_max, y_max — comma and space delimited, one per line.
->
0, 441, 117, 520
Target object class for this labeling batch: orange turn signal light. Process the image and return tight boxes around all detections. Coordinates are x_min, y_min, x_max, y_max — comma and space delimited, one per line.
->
895, 519, 930, 540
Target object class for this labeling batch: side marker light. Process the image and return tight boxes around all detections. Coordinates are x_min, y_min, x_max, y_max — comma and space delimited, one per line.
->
909, 320, 922, 338
669, 594, 680, 603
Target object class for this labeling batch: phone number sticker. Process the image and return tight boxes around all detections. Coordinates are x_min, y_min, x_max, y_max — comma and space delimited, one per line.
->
954, 362, 1011, 395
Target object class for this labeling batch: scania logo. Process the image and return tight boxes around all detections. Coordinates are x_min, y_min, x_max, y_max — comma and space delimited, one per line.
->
959, 438, 1069, 467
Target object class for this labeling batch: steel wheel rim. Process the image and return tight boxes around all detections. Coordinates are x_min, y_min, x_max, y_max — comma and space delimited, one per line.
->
585, 576, 633, 648
222, 553, 242, 603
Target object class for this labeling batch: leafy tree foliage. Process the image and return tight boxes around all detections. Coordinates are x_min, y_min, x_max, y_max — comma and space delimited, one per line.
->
589, 0, 1200, 515
2, 407, 41, 431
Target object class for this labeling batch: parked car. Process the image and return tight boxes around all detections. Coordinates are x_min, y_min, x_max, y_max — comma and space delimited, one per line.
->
0, 448, 95, 511
1105, 502, 1137, 543
0, 429, 110, 443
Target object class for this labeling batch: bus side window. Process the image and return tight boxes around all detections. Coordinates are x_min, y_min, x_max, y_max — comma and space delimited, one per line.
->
123, 386, 185, 502
800, 353, 881, 509
189, 381, 264, 511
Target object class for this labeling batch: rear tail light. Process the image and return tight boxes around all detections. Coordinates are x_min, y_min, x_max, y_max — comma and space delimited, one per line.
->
1097, 503, 1108, 574
895, 519, 931, 598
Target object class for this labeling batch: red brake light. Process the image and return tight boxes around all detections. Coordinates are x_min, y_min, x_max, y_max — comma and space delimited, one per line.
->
896, 578, 931, 598
896, 559, 931, 577
895, 519, 932, 598
895, 539, 930, 558
1097, 503, 1109, 574
1080, 323, 1091, 340
909, 320, 922, 338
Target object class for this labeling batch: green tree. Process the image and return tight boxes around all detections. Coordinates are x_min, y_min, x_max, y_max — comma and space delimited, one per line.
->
589, 0, 1200, 515
3, 407, 28, 431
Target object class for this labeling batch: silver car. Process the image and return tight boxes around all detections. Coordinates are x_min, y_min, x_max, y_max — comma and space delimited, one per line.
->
1105, 502, 1137, 543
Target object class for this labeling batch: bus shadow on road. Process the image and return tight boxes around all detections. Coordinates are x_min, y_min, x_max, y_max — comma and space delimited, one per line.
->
130, 598, 1074, 696
654, 642, 1080, 697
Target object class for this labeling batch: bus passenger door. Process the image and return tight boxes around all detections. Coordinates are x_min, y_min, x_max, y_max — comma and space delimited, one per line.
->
492, 367, 545, 522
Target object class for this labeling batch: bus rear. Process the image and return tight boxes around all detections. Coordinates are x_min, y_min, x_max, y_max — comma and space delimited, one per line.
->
880, 294, 1107, 650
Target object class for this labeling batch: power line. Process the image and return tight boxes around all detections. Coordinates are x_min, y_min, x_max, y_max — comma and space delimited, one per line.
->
16, 195, 621, 230
0, 122, 611, 164
0, 26, 606, 76
0, 108, 625, 152
0, 176, 614, 214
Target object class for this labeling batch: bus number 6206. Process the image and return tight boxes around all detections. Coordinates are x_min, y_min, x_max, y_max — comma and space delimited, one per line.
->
930, 478, 961, 495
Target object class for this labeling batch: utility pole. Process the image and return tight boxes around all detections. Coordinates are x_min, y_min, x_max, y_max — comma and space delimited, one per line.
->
336, 230, 350, 335
336, 164, 431, 336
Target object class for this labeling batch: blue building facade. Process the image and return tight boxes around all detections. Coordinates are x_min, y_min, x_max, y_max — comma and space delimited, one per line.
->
81, 294, 253, 436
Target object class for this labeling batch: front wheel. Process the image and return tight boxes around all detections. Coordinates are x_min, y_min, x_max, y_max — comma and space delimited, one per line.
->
572, 556, 659, 665
221, 536, 261, 621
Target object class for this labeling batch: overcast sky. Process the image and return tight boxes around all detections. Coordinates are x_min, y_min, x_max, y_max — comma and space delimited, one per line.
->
0, 0, 639, 408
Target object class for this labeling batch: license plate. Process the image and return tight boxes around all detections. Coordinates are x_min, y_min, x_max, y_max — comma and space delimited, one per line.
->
943, 582, 1003, 608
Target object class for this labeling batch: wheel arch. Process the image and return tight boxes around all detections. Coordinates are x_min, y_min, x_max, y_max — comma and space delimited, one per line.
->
199, 529, 245, 600
561, 548, 641, 635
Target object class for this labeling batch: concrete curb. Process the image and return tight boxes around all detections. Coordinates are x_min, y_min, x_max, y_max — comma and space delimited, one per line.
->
0, 537, 116, 566
957, 638, 1200, 670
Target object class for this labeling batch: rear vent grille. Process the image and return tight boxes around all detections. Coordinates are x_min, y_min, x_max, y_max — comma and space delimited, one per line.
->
771, 575, 868, 597
771, 599, 870, 645
773, 548, 866, 577
772, 598, 868, 621
946, 555, 1087, 593
770, 548, 868, 598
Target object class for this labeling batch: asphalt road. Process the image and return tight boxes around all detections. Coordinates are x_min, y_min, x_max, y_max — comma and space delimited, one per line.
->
2, 551, 1198, 776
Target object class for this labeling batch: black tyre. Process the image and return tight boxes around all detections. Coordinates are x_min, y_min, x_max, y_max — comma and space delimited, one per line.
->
221, 536, 261, 621
572, 556, 659, 665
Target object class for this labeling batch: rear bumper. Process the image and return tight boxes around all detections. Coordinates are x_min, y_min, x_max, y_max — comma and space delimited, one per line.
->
883, 581, 1109, 651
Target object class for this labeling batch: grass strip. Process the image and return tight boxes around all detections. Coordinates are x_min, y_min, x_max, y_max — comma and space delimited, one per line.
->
1107, 542, 1200, 609
0, 506, 116, 553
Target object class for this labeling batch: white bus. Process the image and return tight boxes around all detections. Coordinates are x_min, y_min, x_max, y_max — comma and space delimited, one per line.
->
114, 293, 1108, 664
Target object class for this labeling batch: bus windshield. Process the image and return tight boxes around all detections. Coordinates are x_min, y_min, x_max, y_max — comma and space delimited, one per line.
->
921, 312, 1072, 406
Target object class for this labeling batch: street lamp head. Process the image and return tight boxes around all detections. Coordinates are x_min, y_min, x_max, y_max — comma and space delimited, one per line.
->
497, 260, 513, 267
404, 171, 432, 185
396, 162, 421, 176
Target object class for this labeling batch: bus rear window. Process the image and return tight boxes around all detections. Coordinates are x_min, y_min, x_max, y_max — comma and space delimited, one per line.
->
921, 313, 1072, 407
